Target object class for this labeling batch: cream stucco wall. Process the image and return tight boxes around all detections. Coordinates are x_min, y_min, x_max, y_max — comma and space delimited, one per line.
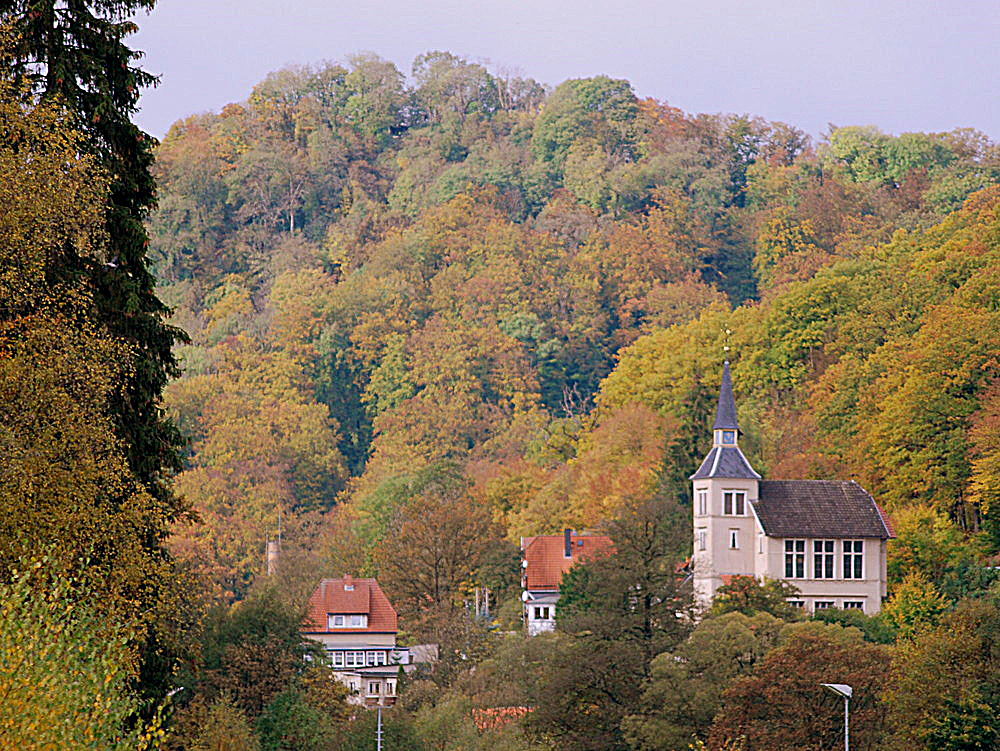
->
694, 477, 889, 615
692, 477, 759, 609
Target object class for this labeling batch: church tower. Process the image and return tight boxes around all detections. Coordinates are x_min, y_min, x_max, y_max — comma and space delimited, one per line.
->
690, 361, 760, 609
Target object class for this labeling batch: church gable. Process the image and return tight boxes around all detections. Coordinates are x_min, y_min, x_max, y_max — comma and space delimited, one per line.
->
752, 480, 894, 539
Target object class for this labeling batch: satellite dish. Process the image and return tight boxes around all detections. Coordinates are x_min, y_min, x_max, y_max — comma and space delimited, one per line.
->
521, 591, 532, 602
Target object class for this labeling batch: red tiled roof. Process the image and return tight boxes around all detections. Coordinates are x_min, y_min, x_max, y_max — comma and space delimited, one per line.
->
302, 576, 398, 633
521, 533, 614, 591
472, 707, 532, 732
874, 502, 897, 539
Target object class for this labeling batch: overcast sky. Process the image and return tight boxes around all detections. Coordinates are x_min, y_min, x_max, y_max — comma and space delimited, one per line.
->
132, 0, 1000, 142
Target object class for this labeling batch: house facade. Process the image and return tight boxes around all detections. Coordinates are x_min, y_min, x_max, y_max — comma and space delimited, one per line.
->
520, 528, 613, 635
301, 576, 410, 706
692, 362, 894, 614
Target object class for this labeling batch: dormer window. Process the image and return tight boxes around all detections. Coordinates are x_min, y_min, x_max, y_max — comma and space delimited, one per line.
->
344, 583, 354, 591
721, 430, 736, 445
328, 613, 367, 629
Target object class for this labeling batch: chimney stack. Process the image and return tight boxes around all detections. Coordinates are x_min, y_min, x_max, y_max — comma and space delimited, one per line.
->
265, 540, 279, 576
564, 528, 572, 558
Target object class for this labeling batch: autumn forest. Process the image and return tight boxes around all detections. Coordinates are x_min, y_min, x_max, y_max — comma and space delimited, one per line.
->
3, 3, 1000, 751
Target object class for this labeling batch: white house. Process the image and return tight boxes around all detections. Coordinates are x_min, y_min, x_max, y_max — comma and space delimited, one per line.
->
692, 362, 894, 614
520, 529, 613, 635
301, 576, 409, 706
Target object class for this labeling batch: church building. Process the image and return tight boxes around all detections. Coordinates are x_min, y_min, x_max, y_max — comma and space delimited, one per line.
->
691, 362, 894, 614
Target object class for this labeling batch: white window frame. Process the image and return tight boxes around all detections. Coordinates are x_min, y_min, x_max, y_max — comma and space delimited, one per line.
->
843, 540, 864, 580
784, 539, 806, 578
697, 489, 708, 516
328, 614, 345, 628
350, 614, 367, 628
533, 606, 551, 621
729, 529, 739, 549
386, 679, 397, 696
368, 681, 380, 695
814, 601, 835, 611
367, 651, 378, 665
814, 540, 835, 579
697, 528, 707, 552
787, 600, 805, 609
843, 601, 865, 611
331, 651, 344, 667
723, 490, 746, 516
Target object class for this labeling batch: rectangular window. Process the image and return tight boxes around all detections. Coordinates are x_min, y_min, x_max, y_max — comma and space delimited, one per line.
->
345, 652, 356, 667
697, 529, 707, 552
328, 614, 345, 629
784, 539, 805, 578
386, 679, 397, 696
729, 529, 739, 549
350, 614, 367, 628
368, 681, 380, 695
332, 651, 344, 667
374, 651, 386, 666
758, 535, 764, 554
787, 600, 805, 609
367, 651, 378, 665
723, 491, 746, 516
843, 601, 865, 611
697, 489, 708, 516
533, 606, 551, 620
843, 540, 864, 579
814, 540, 835, 578
814, 601, 835, 610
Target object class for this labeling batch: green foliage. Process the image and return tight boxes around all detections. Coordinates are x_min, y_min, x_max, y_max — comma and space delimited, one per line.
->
191, 693, 260, 751
923, 697, 1000, 751
882, 572, 949, 639
256, 690, 333, 751
624, 611, 783, 751
708, 575, 801, 620
809, 607, 897, 644
0, 557, 162, 750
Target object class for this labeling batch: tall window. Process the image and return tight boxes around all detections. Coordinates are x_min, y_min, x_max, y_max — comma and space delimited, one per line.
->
331, 651, 344, 667
814, 540, 834, 578
843, 540, 864, 579
697, 489, 708, 516
729, 529, 739, 549
784, 539, 805, 578
723, 490, 746, 516
697, 529, 707, 551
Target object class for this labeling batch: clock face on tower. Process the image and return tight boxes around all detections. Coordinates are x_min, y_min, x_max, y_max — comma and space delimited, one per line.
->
722, 430, 736, 445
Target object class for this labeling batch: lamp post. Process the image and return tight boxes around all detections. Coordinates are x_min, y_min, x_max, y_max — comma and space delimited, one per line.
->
821, 683, 852, 751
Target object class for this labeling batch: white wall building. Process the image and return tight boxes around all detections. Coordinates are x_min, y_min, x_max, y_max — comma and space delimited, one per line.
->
692, 362, 894, 615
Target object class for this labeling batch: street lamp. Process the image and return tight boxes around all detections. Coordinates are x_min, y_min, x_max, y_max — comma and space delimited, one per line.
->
821, 683, 852, 751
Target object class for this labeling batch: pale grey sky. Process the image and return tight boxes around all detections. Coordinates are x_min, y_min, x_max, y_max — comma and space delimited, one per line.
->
133, 0, 1000, 142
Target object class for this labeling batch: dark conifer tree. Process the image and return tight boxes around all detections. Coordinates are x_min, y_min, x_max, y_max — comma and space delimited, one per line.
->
0, 1, 187, 514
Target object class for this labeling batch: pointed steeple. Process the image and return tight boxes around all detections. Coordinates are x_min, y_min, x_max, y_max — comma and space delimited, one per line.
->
690, 360, 759, 481
712, 360, 739, 431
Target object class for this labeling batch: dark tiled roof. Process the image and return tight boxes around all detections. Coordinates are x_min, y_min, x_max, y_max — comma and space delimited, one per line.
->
302, 576, 398, 633
690, 446, 761, 480
521, 533, 614, 591
752, 480, 893, 539
712, 361, 739, 431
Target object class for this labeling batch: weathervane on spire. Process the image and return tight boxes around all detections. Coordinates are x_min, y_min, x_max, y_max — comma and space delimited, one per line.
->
723, 328, 732, 357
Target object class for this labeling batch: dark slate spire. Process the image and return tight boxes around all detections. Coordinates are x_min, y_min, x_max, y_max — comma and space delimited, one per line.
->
712, 360, 739, 431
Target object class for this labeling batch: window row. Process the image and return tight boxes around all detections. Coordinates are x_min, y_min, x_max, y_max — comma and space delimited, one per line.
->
787, 599, 865, 613
695, 489, 747, 517
329, 650, 388, 667
327, 613, 368, 629
784, 539, 864, 579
